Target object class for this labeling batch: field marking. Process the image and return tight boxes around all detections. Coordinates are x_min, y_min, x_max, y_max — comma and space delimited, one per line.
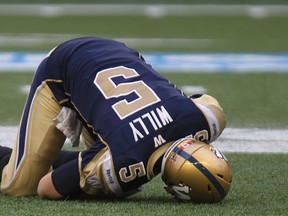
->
0, 34, 217, 49
181, 85, 207, 95
0, 126, 287, 153
1, 52, 288, 73
0, 4, 288, 17
19, 85, 31, 94
18, 84, 206, 95
213, 128, 288, 153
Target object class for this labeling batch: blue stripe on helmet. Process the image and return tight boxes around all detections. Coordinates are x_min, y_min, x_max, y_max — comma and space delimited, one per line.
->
173, 147, 226, 199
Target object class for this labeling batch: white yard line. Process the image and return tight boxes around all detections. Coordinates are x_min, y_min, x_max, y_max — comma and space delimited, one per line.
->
0, 34, 217, 49
213, 128, 288, 153
0, 4, 287, 17
0, 126, 287, 153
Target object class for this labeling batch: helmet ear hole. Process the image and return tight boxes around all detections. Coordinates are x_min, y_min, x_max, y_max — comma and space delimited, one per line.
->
207, 185, 212, 192
217, 174, 224, 179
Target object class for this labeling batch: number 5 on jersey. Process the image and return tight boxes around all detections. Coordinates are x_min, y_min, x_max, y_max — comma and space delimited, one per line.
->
119, 162, 146, 183
94, 66, 160, 119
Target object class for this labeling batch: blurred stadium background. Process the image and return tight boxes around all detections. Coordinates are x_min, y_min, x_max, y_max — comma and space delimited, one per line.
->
0, 0, 287, 215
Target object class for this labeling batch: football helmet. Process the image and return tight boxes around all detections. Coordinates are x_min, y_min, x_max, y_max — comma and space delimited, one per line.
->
161, 138, 232, 203
191, 94, 226, 143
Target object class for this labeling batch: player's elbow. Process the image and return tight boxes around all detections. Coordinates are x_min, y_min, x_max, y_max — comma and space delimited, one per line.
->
37, 180, 49, 199
37, 172, 63, 200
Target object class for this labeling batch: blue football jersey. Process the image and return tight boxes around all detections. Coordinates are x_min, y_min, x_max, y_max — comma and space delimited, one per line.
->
43, 37, 211, 194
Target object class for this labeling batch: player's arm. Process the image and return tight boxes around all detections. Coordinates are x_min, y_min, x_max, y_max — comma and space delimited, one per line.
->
37, 171, 63, 199
37, 158, 82, 200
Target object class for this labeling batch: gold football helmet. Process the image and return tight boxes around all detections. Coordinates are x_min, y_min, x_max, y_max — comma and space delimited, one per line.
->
161, 138, 232, 203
